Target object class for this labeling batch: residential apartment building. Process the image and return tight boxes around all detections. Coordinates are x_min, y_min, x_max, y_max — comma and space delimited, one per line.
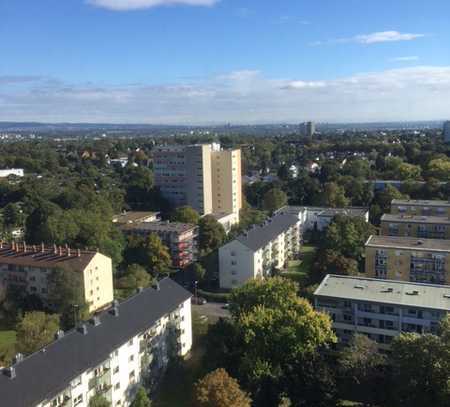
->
380, 213, 450, 239
219, 211, 300, 289
365, 235, 450, 285
391, 199, 450, 218
0, 168, 24, 178
0, 242, 113, 313
120, 222, 197, 269
0, 278, 192, 407
314, 274, 450, 349
300, 121, 315, 138
153, 144, 242, 220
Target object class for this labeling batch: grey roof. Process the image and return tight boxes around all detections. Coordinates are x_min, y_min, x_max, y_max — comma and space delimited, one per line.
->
121, 221, 196, 233
0, 278, 191, 407
314, 274, 450, 311
112, 211, 159, 224
392, 199, 450, 208
236, 212, 299, 251
366, 235, 450, 252
381, 213, 450, 225
280, 205, 369, 217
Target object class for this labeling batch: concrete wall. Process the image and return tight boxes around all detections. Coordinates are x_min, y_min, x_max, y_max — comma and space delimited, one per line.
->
219, 240, 256, 289
83, 253, 114, 313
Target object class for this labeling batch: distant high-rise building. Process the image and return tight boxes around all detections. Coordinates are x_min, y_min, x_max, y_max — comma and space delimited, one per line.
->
444, 121, 450, 142
154, 144, 242, 219
300, 121, 315, 138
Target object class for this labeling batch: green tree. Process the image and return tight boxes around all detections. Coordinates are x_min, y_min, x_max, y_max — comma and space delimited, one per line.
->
170, 206, 200, 224
338, 334, 387, 405
398, 162, 422, 180
47, 268, 89, 330
199, 215, 226, 254
131, 386, 152, 407
427, 158, 450, 181
312, 249, 359, 283
2, 203, 23, 228
116, 264, 154, 298
262, 188, 288, 213
16, 311, 60, 355
320, 182, 349, 208
88, 394, 110, 407
389, 319, 450, 407
144, 233, 172, 275
194, 368, 252, 407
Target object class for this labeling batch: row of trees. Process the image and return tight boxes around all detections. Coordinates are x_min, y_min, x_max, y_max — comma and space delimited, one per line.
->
198, 277, 450, 407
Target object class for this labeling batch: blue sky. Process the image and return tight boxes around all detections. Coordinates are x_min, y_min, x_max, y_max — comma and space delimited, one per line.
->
1, 0, 450, 123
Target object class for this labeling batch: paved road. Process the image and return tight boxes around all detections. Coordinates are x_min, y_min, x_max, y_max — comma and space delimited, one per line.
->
192, 302, 230, 320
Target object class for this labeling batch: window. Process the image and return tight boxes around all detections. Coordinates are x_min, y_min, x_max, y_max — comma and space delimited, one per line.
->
129, 355, 134, 362
113, 366, 119, 374
115, 382, 120, 390
128, 339, 134, 346
129, 370, 135, 379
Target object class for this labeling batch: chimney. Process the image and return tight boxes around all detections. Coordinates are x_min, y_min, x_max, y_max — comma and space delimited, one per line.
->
77, 249, 81, 257
67, 247, 71, 257
54, 330, 64, 340
53, 244, 57, 254
4, 367, 16, 379
0, 241, 3, 249
137, 287, 144, 293
58, 246, 62, 257
41, 242, 45, 253
77, 324, 88, 335
110, 300, 119, 317
155, 282, 160, 291
23, 242, 27, 253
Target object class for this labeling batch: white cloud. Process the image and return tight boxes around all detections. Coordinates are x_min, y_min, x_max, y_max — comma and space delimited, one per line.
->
390, 56, 420, 62
312, 30, 425, 46
2, 66, 450, 124
87, 0, 219, 11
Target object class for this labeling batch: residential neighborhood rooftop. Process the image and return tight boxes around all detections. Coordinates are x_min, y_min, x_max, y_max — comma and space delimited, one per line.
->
120, 221, 196, 233
280, 206, 369, 217
381, 213, 450, 225
365, 235, 450, 252
0, 242, 98, 271
236, 212, 299, 251
314, 274, 450, 311
0, 278, 191, 407
112, 211, 160, 224
391, 199, 450, 207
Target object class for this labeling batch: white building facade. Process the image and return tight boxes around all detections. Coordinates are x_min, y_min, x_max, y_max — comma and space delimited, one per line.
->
0, 279, 192, 407
219, 212, 300, 289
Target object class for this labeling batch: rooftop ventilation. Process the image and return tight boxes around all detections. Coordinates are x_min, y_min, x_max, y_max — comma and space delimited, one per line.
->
77, 324, 88, 335
354, 285, 365, 290
406, 290, 420, 296
110, 300, 120, 317
137, 287, 144, 293
443, 294, 450, 299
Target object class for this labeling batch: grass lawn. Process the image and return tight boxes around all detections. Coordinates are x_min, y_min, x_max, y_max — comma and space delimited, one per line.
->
152, 312, 211, 407
283, 245, 317, 284
0, 330, 16, 348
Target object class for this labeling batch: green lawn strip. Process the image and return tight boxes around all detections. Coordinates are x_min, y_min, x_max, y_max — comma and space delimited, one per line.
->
0, 330, 16, 348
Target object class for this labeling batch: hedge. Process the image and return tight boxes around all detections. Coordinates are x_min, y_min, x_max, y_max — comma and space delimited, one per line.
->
196, 289, 230, 303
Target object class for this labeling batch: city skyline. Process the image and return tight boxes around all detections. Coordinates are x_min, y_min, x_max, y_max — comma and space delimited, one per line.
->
2, 0, 450, 123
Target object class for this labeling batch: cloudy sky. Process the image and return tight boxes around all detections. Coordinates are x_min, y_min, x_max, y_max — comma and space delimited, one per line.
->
1, 0, 450, 124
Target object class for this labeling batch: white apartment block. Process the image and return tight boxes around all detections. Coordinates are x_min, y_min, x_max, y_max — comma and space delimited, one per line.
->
0, 242, 113, 313
314, 274, 450, 349
219, 211, 300, 289
153, 144, 242, 218
0, 279, 192, 407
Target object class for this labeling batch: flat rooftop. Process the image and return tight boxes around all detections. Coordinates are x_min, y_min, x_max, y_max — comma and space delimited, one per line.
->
366, 235, 450, 252
112, 211, 159, 224
121, 221, 196, 233
392, 199, 450, 208
314, 274, 450, 311
381, 213, 450, 225
0, 243, 98, 271
280, 206, 368, 217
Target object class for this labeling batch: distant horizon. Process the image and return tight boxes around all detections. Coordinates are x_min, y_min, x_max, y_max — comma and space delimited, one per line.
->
2, 1, 450, 123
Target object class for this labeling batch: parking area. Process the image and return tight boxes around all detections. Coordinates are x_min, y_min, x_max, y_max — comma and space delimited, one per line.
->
192, 302, 230, 321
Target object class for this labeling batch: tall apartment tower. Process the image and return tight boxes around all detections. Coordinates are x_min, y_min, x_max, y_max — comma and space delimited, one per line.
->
211, 148, 242, 215
300, 121, 315, 138
444, 121, 450, 143
154, 144, 242, 217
